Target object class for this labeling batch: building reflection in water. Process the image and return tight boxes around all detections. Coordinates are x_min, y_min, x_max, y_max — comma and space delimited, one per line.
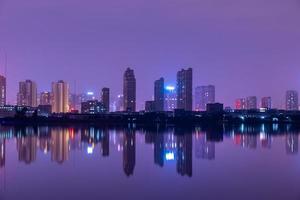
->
101, 129, 109, 157
0, 139, 5, 168
0, 124, 298, 176
175, 128, 192, 177
51, 128, 69, 164
17, 134, 37, 165
123, 128, 136, 176
286, 133, 298, 155
195, 133, 215, 160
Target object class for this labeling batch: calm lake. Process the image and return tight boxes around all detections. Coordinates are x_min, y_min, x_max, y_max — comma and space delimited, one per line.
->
0, 124, 299, 200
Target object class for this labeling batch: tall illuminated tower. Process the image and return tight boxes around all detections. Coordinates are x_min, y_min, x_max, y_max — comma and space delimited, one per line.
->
0, 75, 6, 106
17, 80, 37, 107
51, 80, 69, 113
123, 68, 136, 112
165, 85, 177, 111
177, 68, 193, 111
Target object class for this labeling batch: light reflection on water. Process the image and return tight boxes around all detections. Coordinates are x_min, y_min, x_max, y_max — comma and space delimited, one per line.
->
0, 124, 299, 200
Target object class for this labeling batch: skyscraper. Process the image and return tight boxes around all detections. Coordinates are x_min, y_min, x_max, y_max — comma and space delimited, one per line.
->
246, 96, 257, 110
177, 68, 193, 111
0, 75, 6, 106
261, 97, 272, 109
286, 90, 298, 111
101, 87, 110, 112
164, 85, 177, 111
17, 80, 37, 107
123, 68, 136, 112
154, 77, 164, 111
40, 91, 51, 105
235, 98, 246, 110
51, 80, 69, 113
195, 85, 215, 111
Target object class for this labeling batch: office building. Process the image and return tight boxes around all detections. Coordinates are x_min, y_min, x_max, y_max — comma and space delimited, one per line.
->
101, 87, 110, 112
286, 90, 298, 111
51, 80, 69, 113
246, 96, 257, 110
123, 68, 136, 112
81, 100, 106, 114
154, 78, 164, 111
40, 91, 51, 105
0, 75, 6, 106
195, 85, 215, 111
165, 85, 177, 111
17, 80, 37, 107
177, 68, 193, 111
261, 97, 272, 109
235, 98, 246, 110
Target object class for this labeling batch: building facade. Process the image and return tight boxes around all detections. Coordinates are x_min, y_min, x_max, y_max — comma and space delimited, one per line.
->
235, 98, 246, 110
176, 68, 193, 111
246, 96, 257, 110
286, 90, 298, 111
0, 75, 6, 106
165, 85, 177, 111
195, 85, 215, 111
17, 80, 37, 107
101, 88, 110, 112
261, 97, 272, 109
154, 78, 164, 111
81, 100, 106, 114
40, 91, 51, 105
51, 80, 69, 113
123, 68, 136, 112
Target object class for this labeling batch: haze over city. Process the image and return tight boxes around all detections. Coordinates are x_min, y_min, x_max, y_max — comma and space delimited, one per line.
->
0, 0, 300, 108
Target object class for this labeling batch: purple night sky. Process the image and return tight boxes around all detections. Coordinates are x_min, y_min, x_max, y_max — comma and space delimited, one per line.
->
0, 0, 299, 109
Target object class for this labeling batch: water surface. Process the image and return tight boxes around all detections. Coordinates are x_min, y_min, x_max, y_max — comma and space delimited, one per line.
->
0, 125, 299, 200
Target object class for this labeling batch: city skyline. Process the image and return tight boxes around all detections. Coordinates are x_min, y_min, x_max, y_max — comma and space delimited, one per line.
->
0, 0, 299, 108
0, 69, 299, 111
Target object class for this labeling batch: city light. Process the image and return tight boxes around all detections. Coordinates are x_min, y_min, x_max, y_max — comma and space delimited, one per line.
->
165, 85, 175, 91
87, 146, 94, 154
165, 151, 175, 161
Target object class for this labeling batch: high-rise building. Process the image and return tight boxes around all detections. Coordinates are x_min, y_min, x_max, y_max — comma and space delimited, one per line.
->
154, 78, 164, 111
0, 75, 6, 106
51, 80, 69, 113
235, 98, 246, 110
246, 96, 257, 110
261, 97, 272, 109
165, 85, 177, 111
123, 68, 136, 112
17, 80, 37, 107
286, 90, 298, 111
101, 87, 110, 112
40, 91, 51, 105
177, 68, 193, 111
195, 85, 215, 111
